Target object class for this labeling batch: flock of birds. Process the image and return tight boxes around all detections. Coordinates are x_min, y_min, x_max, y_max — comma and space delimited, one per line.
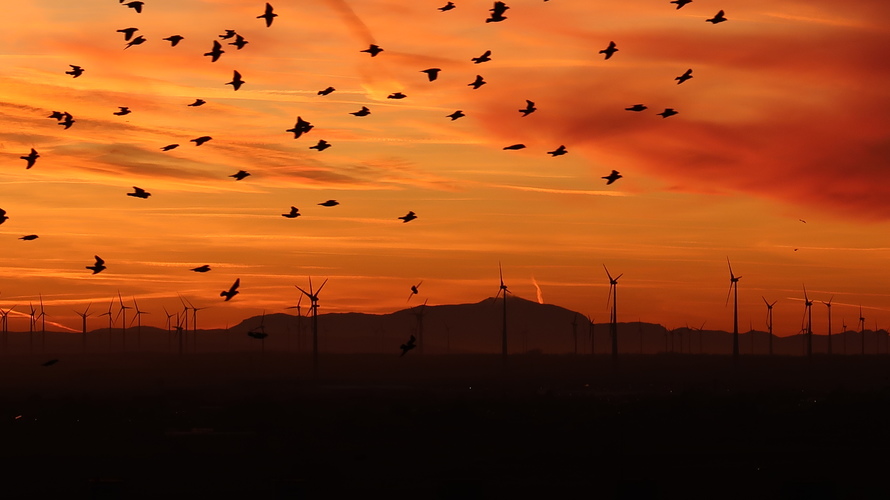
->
7, 1, 730, 355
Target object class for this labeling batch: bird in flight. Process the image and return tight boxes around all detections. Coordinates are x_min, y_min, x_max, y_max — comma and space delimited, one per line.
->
66, 65, 84, 78
625, 104, 647, 112
257, 3, 277, 27
127, 187, 151, 199
230, 170, 251, 180
671, 0, 692, 9
204, 41, 224, 62
602, 170, 622, 185
309, 140, 331, 151
503, 144, 526, 150
191, 136, 212, 146
400, 335, 416, 356
468, 75, 486, 89
318, 200, 339, 207
387, 92, 407, 99
472, 50, 492, 63
59, 112, 74, 129
447, 110, 465, 120
229, 34, 248, 50
220, 279, 240, 301
187, 99, 206, 107
399, 211, 417, 223
286, 116, 313, 138
219, 30, 237, 39
519, 100, 536, 117
799, 219, 807, 224
408, 281, 423, 301
360, 44, 383, 57
161, 144, 179, 151
20, 234, 39, 241
657, 108, 678, 118
318, 86, 335, 96
706, 10, 727, 24
0, 209, 7, 225
675, 68, 693, 84
191, 265, 211, 272
547, 145, 567, 157
600, 41, 618, 60
117, 27, 138, 41
113, 106, 131, 116
49, 111, 64, 120
163, 35, 184, 46
86, 255, 106, 274
350, 106, 371, 117
486, 2, 509, 23
21, 148, 39, 169
439, 2, 455, 11
124, 1, 144, 13
282, 206, 301, 219
421, 68, 441, 81
124, 35, 146, 49
226, 70, 244, 90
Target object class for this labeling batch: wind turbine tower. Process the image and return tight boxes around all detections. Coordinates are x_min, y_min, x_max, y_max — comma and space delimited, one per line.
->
725, 258, 741, 364
802, 286, 813, 359
859, 306, 866, 355
131, 297, 148, 351
823, 297, 833, 355
495, 262, 510, 360
116, 291, 132, 351
604, 265, 623, 361
762, 297, 776, 356
0, 305, 14, 351
296, 276, 328, 378
75, 303, 92, 353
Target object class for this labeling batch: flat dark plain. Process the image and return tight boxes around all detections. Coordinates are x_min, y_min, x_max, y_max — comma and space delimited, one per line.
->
1, 353, 889, 499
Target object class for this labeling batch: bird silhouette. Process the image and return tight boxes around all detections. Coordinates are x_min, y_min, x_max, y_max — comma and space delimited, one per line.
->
21, 148, 39, 169
675, 68, 693, 84
421, 68, 441, 81
387, 92, 406, 99
671, 0, 692, 9
229, 35, 248, 50
219, 30, 237, 39
547, 145, 567, 157
439, 2, 455, 11
408, 281, 423, 301
49, 111, 64, 120
20, 235, 39, 241
257, 3, 277, 27
0, 208, 7, 225
360, 44, 383, 57
86, 255, 106, 274
127, 186, 151, 199
706, 10, 727, 24
519, 100, 536, 117
117, 27, 138, 41
282, 206, 301, 218
286, 116, 313, 138
161, 144, 179, 151
124, 35, 146, 49
471, 50, 492, 63
318, 200, 339, 207
187, 99, 206, 107
447, 110, 465, 120
350, 106, 370, 117
204, 41, 224, 62
191, 136, 212, 146
309, 140, 331, 151
599, 41, 618, 60
318, 86, 335, 96
230, 170, 251, 180
226, 70, 244, 90
799, 219, 807, 224
113, 106, 131, 116
602, 170, 622, 185
486, 1, 509, 22
42, 359, 59, 367
220, 279, 240, 301
59, 112, 74, 129
503, 144, 525, 150
625, 104, 647, 112
124, 1, 143, 13
657, 108, 678, 118
191, 265, 211, 272
400, 335, 416, 356
163, 35, 184, 46
399, 211, 417, 223
66, 65, 84, 78
468, 75, 486, 89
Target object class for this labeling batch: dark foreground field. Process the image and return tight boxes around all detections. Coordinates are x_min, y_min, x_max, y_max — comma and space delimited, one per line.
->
2, 353, 890, 499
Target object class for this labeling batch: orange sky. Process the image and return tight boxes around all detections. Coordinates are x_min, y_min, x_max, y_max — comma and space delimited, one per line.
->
1, 0, 889, 338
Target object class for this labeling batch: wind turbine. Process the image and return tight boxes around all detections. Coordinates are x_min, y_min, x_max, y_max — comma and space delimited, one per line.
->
802, 286, 813, 359
762, 297, 776, 356
184, 297, 208, 353
178, 295, 191, 352
587, 315, 595, 355
163, 307, 175, 353
841, 319, 847, 355
285, 295, 304, 352
495, 262, 510, 360
0, 305, 14, 351
822, 296, 833, 355
604, 264, 622, 361
725, 258, 741, 364
859, 306, 866, 355
115, 291, 132, 351
412, 299, 428, 354
74, 303, 92, 353
296, 276, 328, 378
98, 298, 115, 351
38, 294, 47, 352
130, 297, 148, 351
28, 302, 36, 354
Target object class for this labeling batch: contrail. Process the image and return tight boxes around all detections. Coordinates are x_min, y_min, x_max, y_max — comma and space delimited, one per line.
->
532, 275, 544, 305
324, 0, 376, 45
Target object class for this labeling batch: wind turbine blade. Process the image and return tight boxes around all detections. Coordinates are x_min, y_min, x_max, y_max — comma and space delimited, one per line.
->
295, 286, 311, 297
308, 276, 314, 295
725, 283, 733, 307
762, 296, 769, 307
316, 279, 328, 295
606, 284, 613, 310
603, 264, 613, 282
726, 257, 734, 279
615, 273, 623, 281
84, 302, 92, 316
803, 285, 808, 303
499, 261, 504, 285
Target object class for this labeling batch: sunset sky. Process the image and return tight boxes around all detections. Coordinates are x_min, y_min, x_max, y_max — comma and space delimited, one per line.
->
1, 0, 889, 338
